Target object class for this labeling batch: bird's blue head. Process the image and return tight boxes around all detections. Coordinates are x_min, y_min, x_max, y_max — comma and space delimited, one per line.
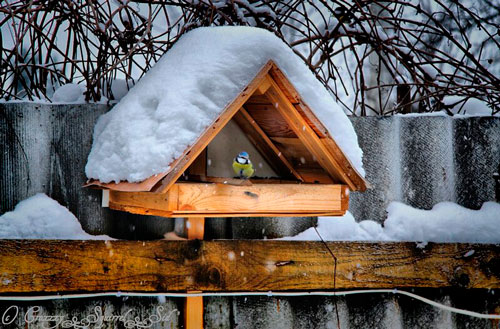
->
238, 151, 249, 159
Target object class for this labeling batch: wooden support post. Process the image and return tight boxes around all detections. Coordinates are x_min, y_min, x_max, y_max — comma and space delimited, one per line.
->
186, 217, 206, 240
184, 217, 205, 329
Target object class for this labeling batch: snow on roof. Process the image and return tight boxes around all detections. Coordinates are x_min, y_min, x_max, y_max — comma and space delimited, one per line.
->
0, 194, 111, 239
85, 26, 364, 183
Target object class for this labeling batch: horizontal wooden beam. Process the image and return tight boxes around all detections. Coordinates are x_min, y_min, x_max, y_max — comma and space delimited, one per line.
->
0, 241, 498, 293
109, 183, 346, 218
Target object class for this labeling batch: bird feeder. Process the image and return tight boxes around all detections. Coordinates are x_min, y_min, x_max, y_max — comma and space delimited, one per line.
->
86, 61, 367, 218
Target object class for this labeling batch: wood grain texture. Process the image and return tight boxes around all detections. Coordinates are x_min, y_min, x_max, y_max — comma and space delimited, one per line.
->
268, 65, 301, 104
295, 169, 334, 184
244, 105, 296, 138
110, 183, 344, 216
265, 83, 350, 187
269, 64, 326, 137
269, 63, 367, 191
270, 137, 323, 170
187, 148, 207, 178
0, 241, 498, 293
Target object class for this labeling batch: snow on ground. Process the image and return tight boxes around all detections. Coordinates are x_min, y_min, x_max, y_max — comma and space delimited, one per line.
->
284, 201, 500, 243
0, 194, 111, 239
85, 26, 365, 183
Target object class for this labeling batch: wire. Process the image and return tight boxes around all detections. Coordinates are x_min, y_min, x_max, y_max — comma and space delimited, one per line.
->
312, 223, 341, 328
0, 289, 499, 319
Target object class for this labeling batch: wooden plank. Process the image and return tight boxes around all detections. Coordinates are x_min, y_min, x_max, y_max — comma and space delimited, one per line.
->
109, 190, 173, 211
269, 63, 367, 191
296, 168, 334, 184
108, 203, 345, 217
269, 137, 367, 189
246, 95, 271, 104
154, 60, 275, 193
1, 240, 499, 293
233, 107, 303, 181
253, 75, 272, 95
265, 81, 357, 190
341, 185, 349, 211
268, 65, 301, 104
245, 104, 296, 138
169, 211, 345, 218
268, 64, 327, 137
175, 183, 342, 212
109, 183, 345, 217
187, 148, 207, 178
270, 137, 322, 170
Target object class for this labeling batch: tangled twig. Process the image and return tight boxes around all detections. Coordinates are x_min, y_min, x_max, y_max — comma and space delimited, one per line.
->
1, 0, 499, 115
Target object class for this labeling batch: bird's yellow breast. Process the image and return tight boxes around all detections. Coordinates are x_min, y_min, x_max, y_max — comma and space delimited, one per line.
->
232, 161, 254, 178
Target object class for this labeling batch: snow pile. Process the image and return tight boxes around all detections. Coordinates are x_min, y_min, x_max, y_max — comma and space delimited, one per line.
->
85, 26, 364, 183
105, 79, 134, 101
285, 201, 500, 243
0, 194, 111, 239
52, 83, 86, 103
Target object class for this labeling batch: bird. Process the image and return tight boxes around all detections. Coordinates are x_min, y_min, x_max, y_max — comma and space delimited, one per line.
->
232, 151, 254, 179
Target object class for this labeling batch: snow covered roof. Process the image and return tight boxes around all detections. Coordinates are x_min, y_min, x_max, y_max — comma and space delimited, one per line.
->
85, 26, 366, 191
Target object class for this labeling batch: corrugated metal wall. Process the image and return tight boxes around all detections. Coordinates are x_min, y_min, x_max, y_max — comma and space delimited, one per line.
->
1, 103, 499, 328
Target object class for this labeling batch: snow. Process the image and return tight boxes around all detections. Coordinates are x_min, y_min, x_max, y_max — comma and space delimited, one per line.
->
442, 96, 496, 116
52, 83, 86, 103
284, 201, 500, 243
85, 26, 365, 183
105, 79, 134, 101
0, 194, 111, 239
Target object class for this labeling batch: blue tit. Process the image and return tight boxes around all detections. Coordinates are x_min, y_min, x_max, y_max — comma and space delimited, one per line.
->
232, 151, 255, 179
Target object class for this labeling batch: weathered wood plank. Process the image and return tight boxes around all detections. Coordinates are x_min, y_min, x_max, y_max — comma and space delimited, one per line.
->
109, 183, 345, 217
176, 183, 341, 212
0, 241, 498, 293
107, 202, 345, 218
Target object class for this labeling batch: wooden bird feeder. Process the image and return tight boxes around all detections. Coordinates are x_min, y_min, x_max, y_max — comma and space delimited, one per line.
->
86, 60, 367, 218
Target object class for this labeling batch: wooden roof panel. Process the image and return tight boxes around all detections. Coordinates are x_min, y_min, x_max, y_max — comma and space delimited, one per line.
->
245, 104, 297, 138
